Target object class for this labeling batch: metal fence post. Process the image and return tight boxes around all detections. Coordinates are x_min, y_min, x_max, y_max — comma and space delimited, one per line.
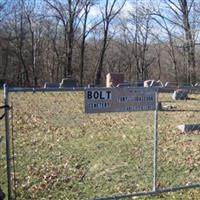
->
4, 84, 12, 200
153, 90, 158, 192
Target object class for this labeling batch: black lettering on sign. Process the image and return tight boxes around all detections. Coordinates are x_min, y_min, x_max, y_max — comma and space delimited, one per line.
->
93, 91, 99, 99
87, 91, 92, 99
106, 91, 111, 99
100, 91, 105, 99
87, 90, 112, 100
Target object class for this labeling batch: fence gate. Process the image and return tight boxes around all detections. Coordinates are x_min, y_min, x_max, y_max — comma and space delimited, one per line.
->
1, 85, 200, 200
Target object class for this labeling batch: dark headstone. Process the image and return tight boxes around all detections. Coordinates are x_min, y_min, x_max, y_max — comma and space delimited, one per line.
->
44, 83, 60, 88
135, 81, 144, 87
177, 124, 200, 133
60, 78, 77, 88
172, 89, 188, 100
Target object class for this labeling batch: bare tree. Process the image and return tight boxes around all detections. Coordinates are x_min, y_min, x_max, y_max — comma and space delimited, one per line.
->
44, 0, 83, 78
153, 0, 197, 83
180, 0, 196, 83
79, 0, 93, 86
15, 0, 30, 86
94, 0, 126, 85
151, 13, 179, 83
124, 0, 153, 80
1, 0, 200, 87
23, 0, 39, 86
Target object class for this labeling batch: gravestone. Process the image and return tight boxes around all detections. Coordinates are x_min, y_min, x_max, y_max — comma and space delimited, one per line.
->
106, 73, 124, 88
172, 89, 188, 100
59, 77, 77, 88
177, 124, 200, 133
164, 82, 177, 88
144, 80, 152, 87
134, 80, 144, 87
194, 83, 200, 87
44, 82, 60, 88
144, 80, 163, 87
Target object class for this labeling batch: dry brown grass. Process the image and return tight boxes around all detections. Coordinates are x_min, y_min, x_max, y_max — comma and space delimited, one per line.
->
0, 91, 200, 199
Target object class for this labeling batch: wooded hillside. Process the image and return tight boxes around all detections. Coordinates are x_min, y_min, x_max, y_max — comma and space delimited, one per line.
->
0, 0, 200, 86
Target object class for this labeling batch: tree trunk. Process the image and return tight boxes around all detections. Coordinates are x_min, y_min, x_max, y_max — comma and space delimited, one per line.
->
66, 0, 74, 77
80, 3, 90, 86
181, 0, 196, 84
94, 27, 108, 85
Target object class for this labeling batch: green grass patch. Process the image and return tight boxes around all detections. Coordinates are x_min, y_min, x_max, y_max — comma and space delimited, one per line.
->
0, 91, 200, 199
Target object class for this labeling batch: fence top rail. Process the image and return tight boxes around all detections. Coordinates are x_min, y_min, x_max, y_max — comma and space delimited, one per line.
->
159, 86, 200, 92
6, 86, 157, 93
5, 85, 200, 93
6, 86, 87, 93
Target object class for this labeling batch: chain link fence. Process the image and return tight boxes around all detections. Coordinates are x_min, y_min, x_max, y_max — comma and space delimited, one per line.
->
1, 86, 200, 199
0, 91, 7, 199
157, 88, 200, 189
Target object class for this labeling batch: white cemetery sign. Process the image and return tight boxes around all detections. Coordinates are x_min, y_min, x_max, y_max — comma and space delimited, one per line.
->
85, 87, 156, 113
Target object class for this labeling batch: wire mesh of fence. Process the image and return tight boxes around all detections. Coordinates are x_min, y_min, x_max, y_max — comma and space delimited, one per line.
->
0, 92, 6, 199
1, 86, 200, 200
8, 90, 154, 199
157, 88, 200, 190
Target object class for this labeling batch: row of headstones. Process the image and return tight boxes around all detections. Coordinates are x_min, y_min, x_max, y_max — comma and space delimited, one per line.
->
44, 74, 188, 101
106, 74, 179, 88
106, 73, 189, 100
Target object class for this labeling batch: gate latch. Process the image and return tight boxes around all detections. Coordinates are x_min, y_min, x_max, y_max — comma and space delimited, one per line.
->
0, 105, 10, 120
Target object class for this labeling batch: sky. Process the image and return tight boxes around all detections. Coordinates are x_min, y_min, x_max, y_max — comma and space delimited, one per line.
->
3, 0, 197, 42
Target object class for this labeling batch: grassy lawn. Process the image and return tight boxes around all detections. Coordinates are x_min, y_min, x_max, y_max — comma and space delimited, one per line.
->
0, 91, 200, 199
